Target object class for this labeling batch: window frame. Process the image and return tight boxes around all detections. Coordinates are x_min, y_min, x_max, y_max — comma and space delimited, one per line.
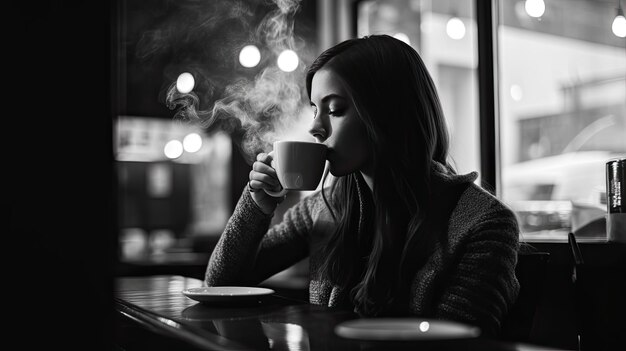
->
476, 0, 499, 196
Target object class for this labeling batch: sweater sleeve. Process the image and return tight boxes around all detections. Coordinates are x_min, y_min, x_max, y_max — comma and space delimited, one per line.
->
205, 188, 320, 287
434, 207, 520, 337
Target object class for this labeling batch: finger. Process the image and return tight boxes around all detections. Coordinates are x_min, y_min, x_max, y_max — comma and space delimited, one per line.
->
253, 161, 278, 177
248, 180, 266, 192
266, 152, 278, 169
249, 170, 281, 188
247, 180, 260, 192
249, 179, 281, 192
256, 152, 269, 163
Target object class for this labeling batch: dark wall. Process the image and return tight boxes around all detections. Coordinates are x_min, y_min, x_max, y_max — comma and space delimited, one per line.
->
9, 1, 114, 350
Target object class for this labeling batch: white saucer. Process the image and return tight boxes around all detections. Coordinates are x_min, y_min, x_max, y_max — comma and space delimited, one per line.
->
182, 286, 275, 303
335, 318, 480, 341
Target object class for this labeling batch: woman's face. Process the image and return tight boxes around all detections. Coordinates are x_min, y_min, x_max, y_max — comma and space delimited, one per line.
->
309, 68, 371, 177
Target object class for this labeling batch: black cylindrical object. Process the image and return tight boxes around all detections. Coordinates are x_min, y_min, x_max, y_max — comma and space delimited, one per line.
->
606, 158, 625, 214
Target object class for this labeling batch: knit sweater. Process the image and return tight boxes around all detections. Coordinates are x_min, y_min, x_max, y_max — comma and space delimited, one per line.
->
205, 166, 520, 336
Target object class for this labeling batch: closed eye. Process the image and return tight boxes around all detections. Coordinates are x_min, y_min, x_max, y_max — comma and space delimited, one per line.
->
328, 109, 343, 116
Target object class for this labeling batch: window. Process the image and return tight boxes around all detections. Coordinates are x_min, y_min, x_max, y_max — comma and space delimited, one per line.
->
497, 0, 626, 240
115, 116, 232, 259
357, 0, 626, 241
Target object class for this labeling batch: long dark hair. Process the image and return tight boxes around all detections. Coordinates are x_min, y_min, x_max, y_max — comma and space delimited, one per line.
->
306, 35, 455, 316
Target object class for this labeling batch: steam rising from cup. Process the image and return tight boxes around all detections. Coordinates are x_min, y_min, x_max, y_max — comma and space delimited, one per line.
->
136, 0, 312, 164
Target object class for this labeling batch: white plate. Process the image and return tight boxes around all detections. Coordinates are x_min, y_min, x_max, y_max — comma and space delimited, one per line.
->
335, 318, 480, 341
182, 286, 275, 303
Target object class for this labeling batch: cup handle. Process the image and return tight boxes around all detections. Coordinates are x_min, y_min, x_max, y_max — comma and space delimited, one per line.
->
263, 150, 288, 197
263, 187, 288, 197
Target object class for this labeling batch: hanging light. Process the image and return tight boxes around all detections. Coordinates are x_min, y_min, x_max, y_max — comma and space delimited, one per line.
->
176, 72, 195, 94
239, 45, 261, 68
525, 0, 545, 18
445, 4, 465, 41
277, 49, 299, 72
446, 16, 466, 40
612, 4, 626, 38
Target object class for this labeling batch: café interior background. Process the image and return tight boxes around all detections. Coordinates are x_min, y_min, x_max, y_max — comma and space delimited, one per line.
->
115, 0, 625, 263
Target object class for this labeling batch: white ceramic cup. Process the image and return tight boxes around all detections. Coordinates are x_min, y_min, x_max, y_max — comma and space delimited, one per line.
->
264, 140, 328, 197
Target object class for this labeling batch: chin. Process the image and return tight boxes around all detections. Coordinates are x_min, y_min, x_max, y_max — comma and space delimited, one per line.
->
328, 163, 342, 177
328, 162, 354, 178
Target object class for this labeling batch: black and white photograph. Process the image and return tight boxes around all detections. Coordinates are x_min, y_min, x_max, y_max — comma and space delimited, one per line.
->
9, 0, 625, 350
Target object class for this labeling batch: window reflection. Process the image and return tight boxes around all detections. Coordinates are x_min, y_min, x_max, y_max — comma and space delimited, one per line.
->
358, 0, 626, 241
116, 116, 231, 260
498, 0, 626, 240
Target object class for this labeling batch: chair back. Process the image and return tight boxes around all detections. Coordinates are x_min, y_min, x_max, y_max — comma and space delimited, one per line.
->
568, 232, 623, 351
500, 247, 550, 342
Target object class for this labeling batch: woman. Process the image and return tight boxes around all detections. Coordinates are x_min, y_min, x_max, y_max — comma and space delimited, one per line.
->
205, 35, 520, 336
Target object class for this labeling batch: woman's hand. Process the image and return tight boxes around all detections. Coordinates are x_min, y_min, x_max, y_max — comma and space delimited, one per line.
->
248, 152, 285, 215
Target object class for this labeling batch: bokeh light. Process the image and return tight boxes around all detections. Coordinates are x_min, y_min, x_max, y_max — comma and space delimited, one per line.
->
183, 133, 203, 153
525, 0, 545, 18
239, 45, 261, 68
176, 72, 195, 94
393, 32, 411, 45
164, 139, 184, 159
510, 84, 524, 101
277, 49, 299, 72
446, 17, 466, 40
612, 14, 626, 38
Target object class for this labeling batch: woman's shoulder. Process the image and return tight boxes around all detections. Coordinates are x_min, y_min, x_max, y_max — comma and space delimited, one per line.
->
461, 183, 516, 217
448, 182, 520, 238
431, 162, 515, 221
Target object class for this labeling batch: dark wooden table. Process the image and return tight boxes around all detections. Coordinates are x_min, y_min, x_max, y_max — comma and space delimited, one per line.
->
114, 275, 570, 351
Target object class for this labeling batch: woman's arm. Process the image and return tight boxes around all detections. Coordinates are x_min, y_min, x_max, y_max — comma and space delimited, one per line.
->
434, 207, 520, 337
205, 188, 319, 286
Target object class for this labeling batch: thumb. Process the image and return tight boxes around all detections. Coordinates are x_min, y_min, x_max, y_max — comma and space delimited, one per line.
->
267, 150, 277, 169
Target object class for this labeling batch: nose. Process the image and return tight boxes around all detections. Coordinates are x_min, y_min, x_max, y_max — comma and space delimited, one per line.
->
308, 116, 328, 143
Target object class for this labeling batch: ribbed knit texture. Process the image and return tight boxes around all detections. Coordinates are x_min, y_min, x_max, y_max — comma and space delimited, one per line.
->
205, 166, 520, 336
